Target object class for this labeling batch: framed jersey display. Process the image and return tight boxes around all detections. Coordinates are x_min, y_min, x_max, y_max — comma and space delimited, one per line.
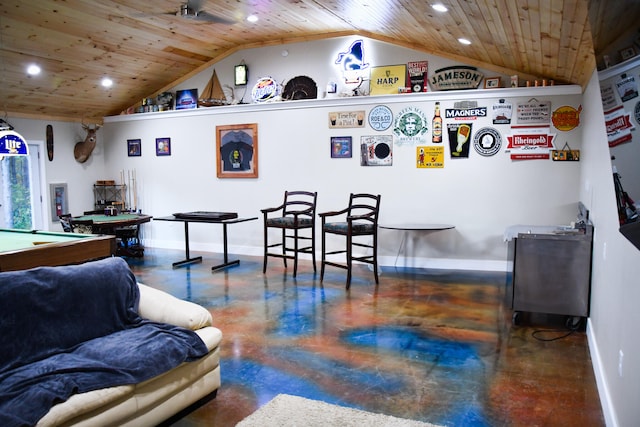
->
216, 124, 258, 178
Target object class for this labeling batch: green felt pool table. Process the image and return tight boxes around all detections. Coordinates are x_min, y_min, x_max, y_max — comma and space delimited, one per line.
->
0, 228, 116, 272
72, 213, 152, 234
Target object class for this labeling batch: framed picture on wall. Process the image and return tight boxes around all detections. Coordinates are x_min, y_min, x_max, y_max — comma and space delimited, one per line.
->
175, 89, 198, 110
620, 46, 636, 61
484, 77, 501, 89
155, 137, 171, 156
331, 136, 352, 158
216, 123, 258, 178
127, 139, 141, 157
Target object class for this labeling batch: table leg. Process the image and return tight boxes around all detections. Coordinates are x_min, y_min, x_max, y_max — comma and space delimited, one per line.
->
394, 230, 408, 266
172, 221, 203, 268
211, 222, 240, 272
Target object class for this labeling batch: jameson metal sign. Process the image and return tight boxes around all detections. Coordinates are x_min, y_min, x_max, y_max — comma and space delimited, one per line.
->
430, 66, 483, 91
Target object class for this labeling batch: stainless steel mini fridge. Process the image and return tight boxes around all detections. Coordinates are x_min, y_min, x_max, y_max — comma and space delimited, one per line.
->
506, 224, 593, 320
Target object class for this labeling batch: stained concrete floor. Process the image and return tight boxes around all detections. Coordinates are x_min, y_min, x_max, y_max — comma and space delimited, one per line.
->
125, 247, 604, 427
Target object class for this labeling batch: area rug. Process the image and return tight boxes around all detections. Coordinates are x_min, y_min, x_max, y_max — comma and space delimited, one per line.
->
236, 394, 442, 427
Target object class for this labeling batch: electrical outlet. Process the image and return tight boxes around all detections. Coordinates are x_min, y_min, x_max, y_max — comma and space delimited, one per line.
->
619, 350, 624, 377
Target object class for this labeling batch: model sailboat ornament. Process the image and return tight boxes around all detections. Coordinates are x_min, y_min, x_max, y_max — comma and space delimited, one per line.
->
198, 69, 230, 107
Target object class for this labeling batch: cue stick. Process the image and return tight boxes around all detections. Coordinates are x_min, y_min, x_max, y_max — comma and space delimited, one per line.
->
132, 169, 137, 211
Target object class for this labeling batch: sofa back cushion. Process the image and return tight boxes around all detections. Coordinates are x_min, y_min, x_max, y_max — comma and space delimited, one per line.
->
0, 257, 140, 373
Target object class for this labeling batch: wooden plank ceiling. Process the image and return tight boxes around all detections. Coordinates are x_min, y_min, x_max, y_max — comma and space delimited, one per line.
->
0, 0, 633, 123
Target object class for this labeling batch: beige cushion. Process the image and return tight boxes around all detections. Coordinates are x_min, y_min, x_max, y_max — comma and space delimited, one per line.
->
137, 283, 212, 330
36, 385, 134, 426
36, 285, 221, 427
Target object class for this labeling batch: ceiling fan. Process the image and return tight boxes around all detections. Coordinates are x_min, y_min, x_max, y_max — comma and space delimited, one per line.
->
165, 0, 236, 24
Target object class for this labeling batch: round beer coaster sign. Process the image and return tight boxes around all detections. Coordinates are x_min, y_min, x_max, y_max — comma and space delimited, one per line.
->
473, 127, 502, 156
251, 76, 281, 103
368, 105, 393, 131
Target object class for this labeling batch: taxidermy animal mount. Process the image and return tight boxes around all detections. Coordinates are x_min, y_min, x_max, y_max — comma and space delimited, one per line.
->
74, 123, 101, 163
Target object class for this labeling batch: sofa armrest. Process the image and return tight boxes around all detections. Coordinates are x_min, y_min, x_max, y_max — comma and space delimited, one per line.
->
137, 283, 212, 330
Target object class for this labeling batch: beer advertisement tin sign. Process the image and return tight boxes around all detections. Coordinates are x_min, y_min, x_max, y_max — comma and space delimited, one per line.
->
368, 105, 393, 131
473, 127, 503, 157
328, 111, 366, 128
251, 77, 281, 103
506, 125, 556, 160
552, 105, 582, 131
393, 107, 428, 144
516, 100, 551, 125
430, 66, 483, 91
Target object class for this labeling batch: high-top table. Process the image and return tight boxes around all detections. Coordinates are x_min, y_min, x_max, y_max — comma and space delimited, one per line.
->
154, 212, 258, 271
378, 223, 455, 266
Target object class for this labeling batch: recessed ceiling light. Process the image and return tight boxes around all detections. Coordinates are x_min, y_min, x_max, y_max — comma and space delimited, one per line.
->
458, 38, 471, 45
432, 3, 448, 12
247, 14, 258, 23
26, 64, 41, 76
101, 77, 113, 88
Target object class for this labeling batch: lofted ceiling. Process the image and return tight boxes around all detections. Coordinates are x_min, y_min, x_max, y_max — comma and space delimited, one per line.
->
0, 0, 636, 123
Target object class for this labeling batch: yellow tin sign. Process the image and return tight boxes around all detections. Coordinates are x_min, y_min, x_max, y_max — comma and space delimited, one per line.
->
552, 105, 582, 131
417, 145, 444, 168
370, 65, 407, 95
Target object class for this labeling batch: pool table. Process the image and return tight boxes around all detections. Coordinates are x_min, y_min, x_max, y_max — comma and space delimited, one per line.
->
73, 213, 152, 257
73, 213, 152, 234
0, 228, 116, 272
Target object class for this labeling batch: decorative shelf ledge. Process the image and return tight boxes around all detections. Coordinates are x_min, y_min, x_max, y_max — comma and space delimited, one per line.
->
104, 85, 582, 124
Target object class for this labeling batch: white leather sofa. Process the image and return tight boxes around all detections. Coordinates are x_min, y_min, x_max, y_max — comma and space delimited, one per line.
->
35, 283, 222, 427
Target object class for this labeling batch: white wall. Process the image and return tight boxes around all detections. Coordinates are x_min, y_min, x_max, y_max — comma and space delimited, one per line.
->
102, 37, 584, 271
8, 34, 640, 427
174, 37, 500, 103
581, 70, 640, 427
3, 117, 107, 231
598, 58, 640, 207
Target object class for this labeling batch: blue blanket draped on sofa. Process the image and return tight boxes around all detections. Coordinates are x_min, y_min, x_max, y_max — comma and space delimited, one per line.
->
0, 257, 209, 427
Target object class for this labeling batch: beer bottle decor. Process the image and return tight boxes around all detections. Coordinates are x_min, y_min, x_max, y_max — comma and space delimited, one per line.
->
432, 102, 443, 143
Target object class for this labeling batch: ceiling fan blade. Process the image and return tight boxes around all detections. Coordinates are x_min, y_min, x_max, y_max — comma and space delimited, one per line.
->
193, 10, 236, 24
188, 0, 204, 11
131, 2, 235, 24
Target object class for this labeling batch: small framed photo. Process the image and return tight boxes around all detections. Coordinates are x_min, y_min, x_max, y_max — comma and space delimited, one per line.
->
127, 139, 141, 157
331, 136, 352, 158
484, 77, 501, 89
175, 88, 198, 110
620, 46, 636, 61
155, 137, 171, 156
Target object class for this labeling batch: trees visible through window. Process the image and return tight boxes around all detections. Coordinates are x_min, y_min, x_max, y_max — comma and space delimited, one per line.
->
1, 156, 33, 229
